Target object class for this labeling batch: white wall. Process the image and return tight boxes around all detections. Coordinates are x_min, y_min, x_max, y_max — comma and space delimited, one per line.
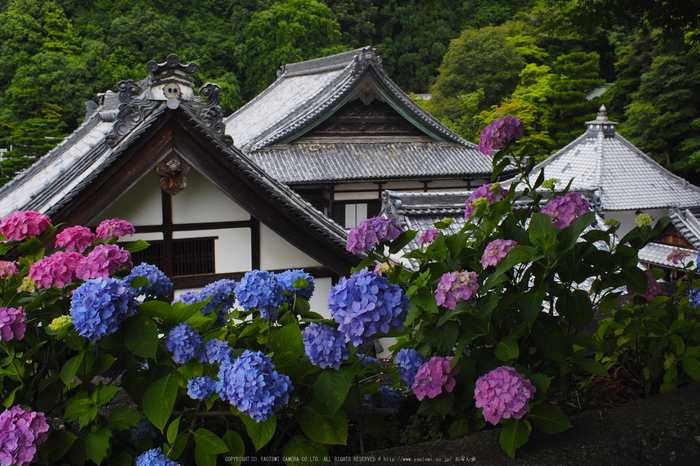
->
172, 170, 250, 223
96, 170, 162, 227
260, 224, 322, 270
605, 208, 668, 237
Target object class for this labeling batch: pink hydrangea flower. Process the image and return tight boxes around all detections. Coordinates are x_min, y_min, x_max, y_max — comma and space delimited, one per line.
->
29, 251, 85, 289
0, 261, 17, 279
436, 270, 479, 310
478, 116, 524, 156
667, 249, 691, 265
627, 271, 662, 301
77, 244, 133, 280
418, 229, 439, 246
0, 405, 49, 466
55, 226, 96, 252
464, 184, 508, 219
411, 356, 459, 400
374, 261, 394, 276
96, 218, 135, 239
481, 239, 517, 267
474, 366, 536, 425
346, 217, 403, 254
541, 192, 592, 229
0, 211, 51, 242
0, 307, 26, 341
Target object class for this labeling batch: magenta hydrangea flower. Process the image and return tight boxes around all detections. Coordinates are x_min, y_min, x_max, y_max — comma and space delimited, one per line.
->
541, 192, 592, 229
0, 405, 49, 466
346, 216, 403, 254
0, 211, 51, 242
0, 261, 17, 279
95, 218, 135, 239
667, 249, 691, 265
411, 356, 459, 401
29, 251, 85, 289
0, 307, 26, 341
418, 229, 439, 247
474, 366, 536, 425
627, 271, 662, 302
481, 239, 517, 267
76, 244, 132, 280
478, 116, 524, 156
373, 261, 394, 276
435, 271, 479, 310
464, 184, 508, 219
55, 225, 96, 252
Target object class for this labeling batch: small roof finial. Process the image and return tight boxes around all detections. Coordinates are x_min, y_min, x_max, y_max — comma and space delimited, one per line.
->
585, 104, 618, 137
146, 54, 198, 108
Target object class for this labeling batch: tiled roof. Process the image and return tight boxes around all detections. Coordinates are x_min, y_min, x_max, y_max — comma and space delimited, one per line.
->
639, 242, 696, 270
526, 108, 700, 211
251, 139, 493, 184
669, 208, 700, 250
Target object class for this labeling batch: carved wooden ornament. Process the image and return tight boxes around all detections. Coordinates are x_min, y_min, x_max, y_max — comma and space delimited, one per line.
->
157, 155, 190, 195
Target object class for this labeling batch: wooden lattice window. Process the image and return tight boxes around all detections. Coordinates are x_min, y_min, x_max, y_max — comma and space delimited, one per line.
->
129, 237, 217, 276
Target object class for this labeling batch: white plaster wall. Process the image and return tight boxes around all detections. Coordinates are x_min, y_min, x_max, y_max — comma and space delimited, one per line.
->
95, 170, 162, 226
335, 183, 378, 191
309, 276, 333, 318
383, 181, 425, 190
174, 228, 252, 273
605, 208, 668, 237
334, 191, 379, 201
425, 180, 471, 190
260, 224, 322, 269
172, 170, 250, 224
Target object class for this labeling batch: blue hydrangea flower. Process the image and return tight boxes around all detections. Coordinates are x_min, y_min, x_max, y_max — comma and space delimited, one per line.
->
198, 339, 233, 364
129, 417, 156, 445
358, 353, 382, 370
187, 376, 217, 400
164, 323, 202, 364
690, 288, 700, 308
395, 348, 427, 389
302, 323, 349, 370
216, 350, 293, 422
278, 269, 315, 305
135, 447, 180, 466
199, 279, 237, 325
173, 291, 200, 306
366, 385, 402, 415
70, 278, 138, 342
328, 268, 409, 347
125, 263, 173, 298
235, 270, 284, 321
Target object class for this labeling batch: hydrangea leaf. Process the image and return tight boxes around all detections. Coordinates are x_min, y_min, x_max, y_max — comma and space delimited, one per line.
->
449, 418, 470, 439
298, 404, 348, 445
312, 366, 355, 416
519, 287, 547, 331
271, 322, 304, 358
574, 358, 609, 376
128, 276, 150, 289
144, 370, 180, 432
241, 414, 276, 451
557, 211, 596, 254
108, 406, 143, 430
529, 404, 572, 434
528, 213, 558, 252
222, 431, 245, 466
85, 426, 111, 465
556, 290, 594, 331
532, 319, 569, 362
166, 417, 180, 445
528, 373, 553, 401
495, 333, 520, 361
282, 435, 328, 466
39, 429, 76, 464
60, 352, 84, 387
124, 315, 159, 358
123, 239, 150, 253
193, 428, 230, 455
417, 391, 454, 417
499, 418, 530, 459
682, 355, 700, 381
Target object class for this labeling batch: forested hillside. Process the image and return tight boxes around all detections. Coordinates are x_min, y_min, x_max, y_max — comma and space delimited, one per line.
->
0, 0, 698, 185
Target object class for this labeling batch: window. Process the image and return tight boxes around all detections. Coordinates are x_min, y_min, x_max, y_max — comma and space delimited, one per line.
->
344, 203, 368, 229
129, 237, 216, 276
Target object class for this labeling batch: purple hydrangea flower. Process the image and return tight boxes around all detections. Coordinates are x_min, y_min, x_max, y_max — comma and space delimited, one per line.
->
328, 268, 409, 347
481, 239, 517, 267
395, 348, 427, 389
70, 278, 138, 342
129, 417, 156, 445
95, 218, 135, 239
187, 376, 217, 400
199, 279, 237, 325
125, 263, 173, 298
346, 216, 403, 254
29, 251, 85, 289
541, 192, 592, 230
0, 261, 17, 278
358, 353, 382, 370
216, 350, 293, 422
55, 225, 95, 252
0, 211, 51, 242
667, 249, 691, 265
164, 323, 202, 364
0, 307, 26, 341
418, 229, 439, 247
366, 385, 402, 415
135, 448, 180, 466
277, 269, 315, 304
235, 270, 284, 321
627, 271, 662, 302
173, 291, 200, 306
302, 323, 349, 370
411, 356, 459, 401
474, 366, 536, 425
464, 184, 508, 219
436, 271, 479, 310
0, 405, 49, 466
198, 339, 233, 364
77, 244, 132, 280
478, 116, 524, 156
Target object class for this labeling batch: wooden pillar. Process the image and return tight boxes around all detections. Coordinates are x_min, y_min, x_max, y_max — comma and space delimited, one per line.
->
162, 190, 174, 276
250, 217, 260, 270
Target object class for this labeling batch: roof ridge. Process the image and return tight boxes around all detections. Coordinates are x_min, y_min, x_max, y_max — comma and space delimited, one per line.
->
280, 47, 375, 78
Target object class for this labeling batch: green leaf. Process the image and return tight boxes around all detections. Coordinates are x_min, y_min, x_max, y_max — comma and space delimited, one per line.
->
682, 356, 700, 381
483, 246, 541, 290
622, 267, 649, 295
109, 406, 143, 430
129, 276, 151, 289
194, 428, 230, 454
495, 332, 520, 362
96, 384, 122, 405
298, 404, 348, 445
528, 213, 557, 251
222, 431, 245, 466
168, 432, 190, 461
556, 290, 594, 331
124, 315, 159, 358
449, 418, 470, 439
529, 404, 572, 434
85, 426, 111, 465
124, 239, 151, 253
529, 373, 553, 401
575, 358, 609, 376
17, 236, 44, 261
557, 211, 595, 254
282, 435, 328, 466
137, 300, 174, 320
144, 370, 180, 432
312, 366, 354, 415
417, 392, 454, 417
60, 352, 84, 386
499, 418, 530, 459
475, 292, 501, 320
241, 414, 276, 451
532, 320, 569, 362
389, 230, 418, 254
429, 321, 459, 352
167, 417, 181, 445
519, 287, 546, 331
40, 429, 76, 464
271, 322, 304, 358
